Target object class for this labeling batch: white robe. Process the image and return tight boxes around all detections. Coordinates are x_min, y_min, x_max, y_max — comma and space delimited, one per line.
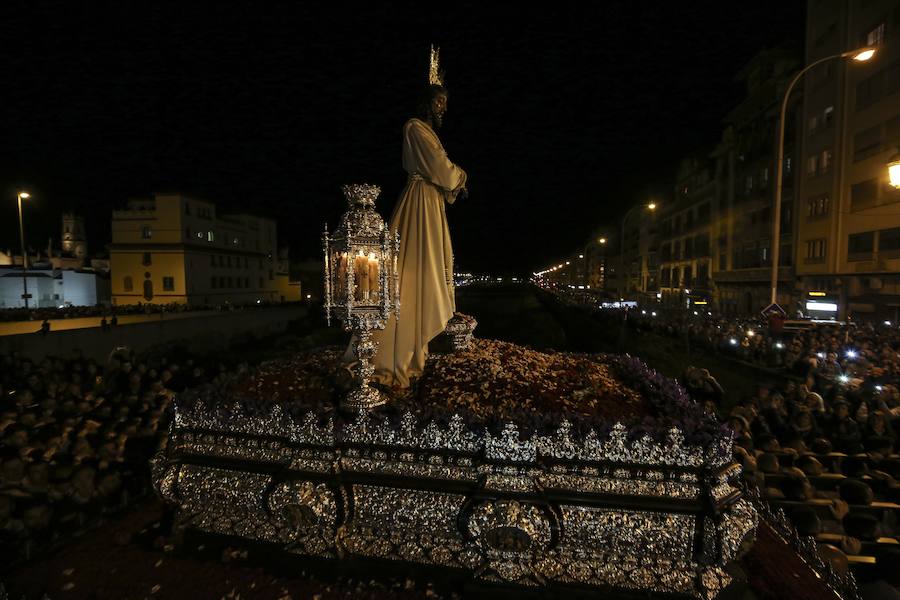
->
372, 118, 467, 387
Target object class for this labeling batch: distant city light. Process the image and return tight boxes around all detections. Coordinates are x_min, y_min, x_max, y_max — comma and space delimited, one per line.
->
746, 330, 755, 337
578, 254, 584, 259
839, 374, 850, 383
817, 352, 825, 359
642, 310, 647, 315
845, 349, 858, 359
651, 311, 657, 316
693, 311, 698, 315
775, 342, 784, 349
876, 385, 884, 392
885, 321, 893, 326
256, 299, 261, 304
729, 338, 738, 345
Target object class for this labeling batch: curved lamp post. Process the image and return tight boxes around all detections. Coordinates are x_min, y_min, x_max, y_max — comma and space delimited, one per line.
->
17, 191, 31, 309
769, 46, 876, 306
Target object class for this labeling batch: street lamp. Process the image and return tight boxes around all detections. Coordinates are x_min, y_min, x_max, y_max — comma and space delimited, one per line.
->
888, 150, 900, 189
769, 45, 876, 306
17, 191, 31, 309
619, 201, 657, 299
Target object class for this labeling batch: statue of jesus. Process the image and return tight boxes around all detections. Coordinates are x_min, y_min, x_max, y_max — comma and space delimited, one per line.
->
372, 49, 468, 388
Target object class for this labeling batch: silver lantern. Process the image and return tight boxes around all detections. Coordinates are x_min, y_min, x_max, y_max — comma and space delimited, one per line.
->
323, 184, 399, 410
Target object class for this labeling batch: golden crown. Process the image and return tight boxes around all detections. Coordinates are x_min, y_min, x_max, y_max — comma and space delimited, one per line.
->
429, 45, 444, 87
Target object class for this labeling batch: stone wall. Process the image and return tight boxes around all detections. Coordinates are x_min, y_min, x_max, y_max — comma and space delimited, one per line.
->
0, 306, 306, 361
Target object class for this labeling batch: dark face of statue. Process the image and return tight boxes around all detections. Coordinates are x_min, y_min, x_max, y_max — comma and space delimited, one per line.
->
430, 92, 448, 129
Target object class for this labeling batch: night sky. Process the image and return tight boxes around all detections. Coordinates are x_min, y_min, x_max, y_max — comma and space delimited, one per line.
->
1, 2, 805, 275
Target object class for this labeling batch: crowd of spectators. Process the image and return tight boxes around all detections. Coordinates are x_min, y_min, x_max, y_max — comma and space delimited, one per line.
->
0, 348, 239, 565
550, 288, 900, 595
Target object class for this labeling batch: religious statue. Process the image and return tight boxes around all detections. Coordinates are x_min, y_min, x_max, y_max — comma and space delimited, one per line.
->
370, 46, 468, 388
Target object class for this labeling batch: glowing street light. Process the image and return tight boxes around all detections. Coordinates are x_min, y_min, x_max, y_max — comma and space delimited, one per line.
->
17, 191, 31, 310
888, 151, 900, 189
770, 45, 876, 306
845, 349, 858, 359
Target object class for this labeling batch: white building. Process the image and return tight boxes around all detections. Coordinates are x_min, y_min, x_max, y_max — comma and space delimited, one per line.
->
0, 267, 110, 309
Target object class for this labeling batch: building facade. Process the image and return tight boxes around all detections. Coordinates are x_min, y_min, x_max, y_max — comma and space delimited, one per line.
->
796, 0, 900, 320
658, 157, 716, 307
109, 193, 281, 306
713, 47, 802, 316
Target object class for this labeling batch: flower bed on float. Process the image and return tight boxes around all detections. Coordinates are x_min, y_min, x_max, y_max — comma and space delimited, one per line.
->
153, 338, 755, 599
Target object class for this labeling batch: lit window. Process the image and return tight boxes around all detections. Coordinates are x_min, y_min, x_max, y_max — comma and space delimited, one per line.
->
207, 231, 215, 242
163, 277, 175, 291
142, 226, 152, 239
867, 23, 885, 47
823, 105, 834, 126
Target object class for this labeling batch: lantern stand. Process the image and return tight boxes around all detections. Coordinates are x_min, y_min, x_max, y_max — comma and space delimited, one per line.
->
323, 184, 400, 410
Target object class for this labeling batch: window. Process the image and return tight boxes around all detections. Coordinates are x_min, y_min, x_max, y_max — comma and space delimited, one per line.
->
761, 167, 769, 186
848, 232, 875, 259
123, 276, 133, 292
823, 105, 834, 127
259, 277, 264, 288
879, 227, 900, 254
820, 149, 832, 173
888, 115, 900, 144
211, 277, 217, 289
163, 276, 175, 291
806, 194, 830, 218
185, 227, 192, 239
184, 202, 191, 215
809, 115, 819, 132
227, 256, 232, 268
211, 255, 216, 267
857, 70, 885, 110
866, 23, 885, 47
805, 239, 827, 262
227, 277, 233, 288
207, 230, 215, 242
219, 276, 226, 288
851, 178, 879, 211
807, 155, 818, 175
672, 267, 680, 287
683, 265, 693, 287
244, 277, 249, 288
142, 226, 152, 239
661, 268, 671, 286
785, 156, 792, 175
269, 269, 274, 280
142, 252, 152, 266
853, 125, 882, 161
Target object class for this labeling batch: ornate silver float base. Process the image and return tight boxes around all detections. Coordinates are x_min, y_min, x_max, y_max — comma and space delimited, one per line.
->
154, 403, 756, 599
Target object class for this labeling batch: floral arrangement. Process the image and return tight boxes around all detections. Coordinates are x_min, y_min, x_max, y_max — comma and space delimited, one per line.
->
175, 339, 729, 458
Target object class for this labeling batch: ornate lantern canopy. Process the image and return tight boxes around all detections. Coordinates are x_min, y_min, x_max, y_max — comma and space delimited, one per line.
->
323, 184, 399, 409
